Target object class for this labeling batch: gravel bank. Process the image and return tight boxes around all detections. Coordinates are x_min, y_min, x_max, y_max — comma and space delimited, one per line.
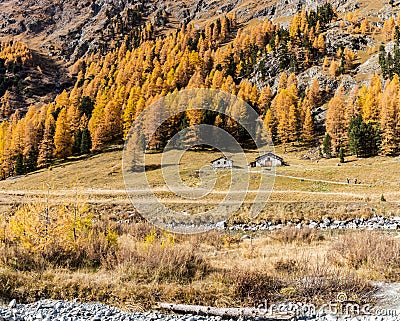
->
1, 300, 400, 321
0, 300, 224, 321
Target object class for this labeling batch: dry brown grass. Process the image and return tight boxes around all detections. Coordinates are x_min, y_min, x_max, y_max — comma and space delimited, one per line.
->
328, 231, 400, 281
227, 269, 283, 305
0, 200, 393, 309
270, 227, 326, 244
112, 236, 209, 282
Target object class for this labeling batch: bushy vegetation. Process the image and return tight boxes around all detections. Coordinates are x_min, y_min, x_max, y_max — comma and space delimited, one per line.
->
0, 203, 208, 280
0, 198, 384, 308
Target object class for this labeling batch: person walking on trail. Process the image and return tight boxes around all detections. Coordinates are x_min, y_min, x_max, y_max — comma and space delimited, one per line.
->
346, 177, 350, 184
354, 178, 358, 184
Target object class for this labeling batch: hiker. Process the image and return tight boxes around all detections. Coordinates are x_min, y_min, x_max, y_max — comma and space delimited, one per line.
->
354, 178, 357, 184
346, 177, 350, 184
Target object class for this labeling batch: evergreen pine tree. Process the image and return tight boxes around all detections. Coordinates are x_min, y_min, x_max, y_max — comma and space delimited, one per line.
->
14, 152, 24, 175
79, 96, 95, 118
73, 129, 82, 155
25, 148, 38, 173
348, 114, 378, 158
323, 133, 332, 158
339, 147, 345, 163
80, 129, 92, 155
348, 115, 363, 157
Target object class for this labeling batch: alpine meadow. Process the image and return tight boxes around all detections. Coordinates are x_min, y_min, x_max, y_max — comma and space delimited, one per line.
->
1, 0, 400, 320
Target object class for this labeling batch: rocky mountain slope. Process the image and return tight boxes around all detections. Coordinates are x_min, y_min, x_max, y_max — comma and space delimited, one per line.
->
0, 0, 395, 63
0, 0, 147, 63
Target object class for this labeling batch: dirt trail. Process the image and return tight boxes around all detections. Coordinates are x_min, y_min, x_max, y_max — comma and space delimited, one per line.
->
263, 172, 372, 186
0, 188, 390, 197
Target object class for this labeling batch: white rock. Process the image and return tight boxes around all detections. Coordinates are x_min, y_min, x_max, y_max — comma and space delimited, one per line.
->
215, 221, 226, 229
309, 221, 318, 228
8, 299, 16, 308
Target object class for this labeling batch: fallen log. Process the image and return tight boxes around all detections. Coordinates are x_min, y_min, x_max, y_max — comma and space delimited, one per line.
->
158, 303, 295, 319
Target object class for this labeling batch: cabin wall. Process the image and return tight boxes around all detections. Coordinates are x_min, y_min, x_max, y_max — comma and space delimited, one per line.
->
212, 160, 233, 169
256, 157, 282, 167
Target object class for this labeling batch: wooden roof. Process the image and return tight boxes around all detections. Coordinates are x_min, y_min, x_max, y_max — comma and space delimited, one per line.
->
211, 156, 231, 163
255, 152, 283, 162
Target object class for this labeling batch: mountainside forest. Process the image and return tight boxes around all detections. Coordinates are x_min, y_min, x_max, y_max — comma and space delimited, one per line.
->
1, 0, 400, 177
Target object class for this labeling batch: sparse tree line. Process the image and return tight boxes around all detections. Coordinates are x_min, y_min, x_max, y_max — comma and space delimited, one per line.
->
97, 5, 154, 54
266, 3, 335, 75
379, 26, 400, 79
323, 74, 400, 159
378, 16, 400, 80
0, 5, 399, 178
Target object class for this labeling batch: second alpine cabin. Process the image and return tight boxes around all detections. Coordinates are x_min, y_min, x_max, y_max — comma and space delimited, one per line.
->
250, 153, 284, 167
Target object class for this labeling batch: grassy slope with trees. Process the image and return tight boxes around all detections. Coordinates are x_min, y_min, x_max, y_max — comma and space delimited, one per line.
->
0, 3, 395, 178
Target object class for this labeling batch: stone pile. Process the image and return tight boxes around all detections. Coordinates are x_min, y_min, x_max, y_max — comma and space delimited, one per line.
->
219, 216, 400, 232
0, 300, 225, 321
